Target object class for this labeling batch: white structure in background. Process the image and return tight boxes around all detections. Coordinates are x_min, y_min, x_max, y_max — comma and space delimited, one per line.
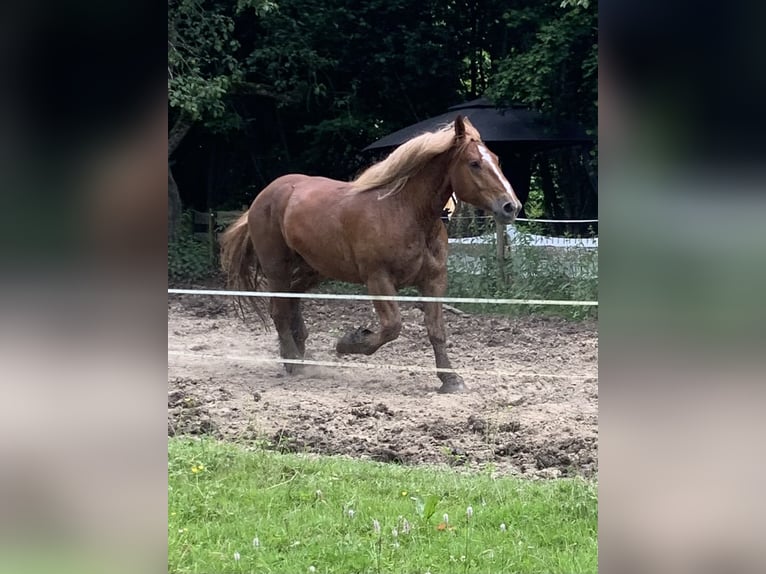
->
447, 223, 598, 279
448, 224, 598, 249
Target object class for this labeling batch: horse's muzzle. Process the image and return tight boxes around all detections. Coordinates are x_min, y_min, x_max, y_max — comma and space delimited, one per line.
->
492, 199, 521, 224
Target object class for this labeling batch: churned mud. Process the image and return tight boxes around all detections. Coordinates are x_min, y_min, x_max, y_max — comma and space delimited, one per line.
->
168, 293, 598, 478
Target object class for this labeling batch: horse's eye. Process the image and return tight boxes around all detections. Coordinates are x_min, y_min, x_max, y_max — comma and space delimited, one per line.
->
470, 160, 481, 168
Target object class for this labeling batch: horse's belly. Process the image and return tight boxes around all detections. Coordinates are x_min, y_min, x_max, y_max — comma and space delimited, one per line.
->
283, 208, 362, 283
296, 244, 362, 283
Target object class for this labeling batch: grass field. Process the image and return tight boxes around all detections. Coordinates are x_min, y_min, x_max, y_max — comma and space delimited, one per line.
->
168, 438, 597, 574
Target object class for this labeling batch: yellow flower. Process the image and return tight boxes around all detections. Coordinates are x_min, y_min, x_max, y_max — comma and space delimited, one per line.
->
191, 466, 199, 473
401, 490, 408, 497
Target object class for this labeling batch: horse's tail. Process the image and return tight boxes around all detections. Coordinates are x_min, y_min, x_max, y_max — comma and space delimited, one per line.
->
219, 211, 268, 324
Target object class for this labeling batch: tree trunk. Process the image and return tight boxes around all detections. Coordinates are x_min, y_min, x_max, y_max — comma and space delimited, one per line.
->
168, 113, 192, 238
169, 114, 192, 156
206, 139, 217, 210
538, 155, 558, 220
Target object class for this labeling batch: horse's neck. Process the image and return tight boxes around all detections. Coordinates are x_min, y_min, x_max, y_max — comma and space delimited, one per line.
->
400, 152, 454, 222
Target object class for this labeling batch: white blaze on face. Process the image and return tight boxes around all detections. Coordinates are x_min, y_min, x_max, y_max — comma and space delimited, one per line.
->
478, 145, 520, 208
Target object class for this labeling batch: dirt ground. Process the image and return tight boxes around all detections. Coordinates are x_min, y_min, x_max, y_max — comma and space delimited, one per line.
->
168, 294, 598, 479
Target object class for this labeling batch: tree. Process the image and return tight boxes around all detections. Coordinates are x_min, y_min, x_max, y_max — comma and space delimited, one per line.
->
167, 0, 273, 236
235, 0, 473, 181
486, 0, 597, 228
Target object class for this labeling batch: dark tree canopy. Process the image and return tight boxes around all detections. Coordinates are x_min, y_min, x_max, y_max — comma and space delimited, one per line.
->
168, 0, 597, 224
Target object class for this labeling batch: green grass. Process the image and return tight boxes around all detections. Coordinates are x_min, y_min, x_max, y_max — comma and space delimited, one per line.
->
168, 438, 597, 574
445, 222, 598, 320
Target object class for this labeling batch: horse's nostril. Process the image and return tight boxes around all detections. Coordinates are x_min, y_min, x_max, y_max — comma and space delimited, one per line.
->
502, 202, 513, 214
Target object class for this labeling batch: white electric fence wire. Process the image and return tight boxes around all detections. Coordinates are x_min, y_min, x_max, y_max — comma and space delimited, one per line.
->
168, 288, 597, 306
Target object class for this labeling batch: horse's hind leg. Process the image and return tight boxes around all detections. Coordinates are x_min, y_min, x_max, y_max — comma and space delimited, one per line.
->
260, 257, 304, 373
290, 303, 308, 357
289, 266, 321, 358
268, 289, 303, 373
267, 263, 320, 372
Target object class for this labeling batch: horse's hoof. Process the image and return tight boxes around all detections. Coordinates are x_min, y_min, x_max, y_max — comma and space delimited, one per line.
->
437, 376, 467, 394
336, 327, 373, 354
336, 340, 367, 354
283, 361, 303, 374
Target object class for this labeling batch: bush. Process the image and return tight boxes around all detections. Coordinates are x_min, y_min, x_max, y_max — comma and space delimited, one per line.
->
168, 212, 217, 283
447, 223, 598, 319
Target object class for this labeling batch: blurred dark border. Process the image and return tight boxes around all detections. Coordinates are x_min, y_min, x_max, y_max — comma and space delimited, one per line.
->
601, 0, 766, 572
0, 2, 168, 573
601, 0, 766, 167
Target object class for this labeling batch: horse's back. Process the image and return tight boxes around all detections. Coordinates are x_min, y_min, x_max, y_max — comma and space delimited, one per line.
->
251, 174, 348, 211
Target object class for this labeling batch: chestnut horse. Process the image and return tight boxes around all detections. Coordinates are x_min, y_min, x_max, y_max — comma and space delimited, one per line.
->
220, 115, 521, 393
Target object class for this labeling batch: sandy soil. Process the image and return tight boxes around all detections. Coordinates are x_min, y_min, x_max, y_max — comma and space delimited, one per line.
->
168, 295, 598, 478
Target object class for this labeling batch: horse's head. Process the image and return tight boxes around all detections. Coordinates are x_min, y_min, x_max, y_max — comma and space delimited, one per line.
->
448, 115, 522, 224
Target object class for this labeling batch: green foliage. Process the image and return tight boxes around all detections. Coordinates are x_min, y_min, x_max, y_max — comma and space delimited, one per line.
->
487, 1, 597, 131
169, 236, 215, 283
168, 0, 243, 125
422, 494, 441, 522
168, 212, 217, 282
483, 1, 597, 222
168, 0, 278, 132
168, 437, 598, 573
228, 0, 472, 181
299, 116, 385, 179
447, 224, 598, 320
524, 185, 546, 219
244, 0, 338, 106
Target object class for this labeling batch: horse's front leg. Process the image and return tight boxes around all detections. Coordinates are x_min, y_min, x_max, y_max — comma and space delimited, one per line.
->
336, 275, 401, 355
421, 282, 467, 393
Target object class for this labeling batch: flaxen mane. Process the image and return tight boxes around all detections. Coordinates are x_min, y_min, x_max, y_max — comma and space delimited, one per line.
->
351, 119, 481, 199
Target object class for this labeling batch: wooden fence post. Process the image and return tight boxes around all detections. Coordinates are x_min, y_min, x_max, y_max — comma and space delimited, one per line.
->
208, 211, 217, 266
495, 218, 506, 283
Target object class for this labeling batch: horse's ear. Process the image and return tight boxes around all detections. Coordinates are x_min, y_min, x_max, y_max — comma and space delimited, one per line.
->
454, 115, 466, 138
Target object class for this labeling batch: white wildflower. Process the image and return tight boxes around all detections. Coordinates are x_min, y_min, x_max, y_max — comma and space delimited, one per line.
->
373, 519, 381, 534
252, 536, 260, 548
309, 566, 316, 573
315, 489, 323, 499
347, 508, 355, 518
500, 523, 507, 532
392, 528, 398, 538
466, 506, 473, 519
233, 551, 240, 561
443, 513, 449, 524
402, 518, 411, 534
